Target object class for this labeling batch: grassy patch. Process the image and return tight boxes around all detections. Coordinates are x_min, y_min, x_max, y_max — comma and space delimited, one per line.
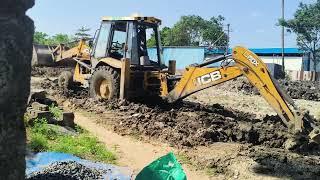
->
176, 152, 192, 165
49, 104, 63, 119
29, 133, 48, 152
205, 167, 219, 177
27, 118, 116, 163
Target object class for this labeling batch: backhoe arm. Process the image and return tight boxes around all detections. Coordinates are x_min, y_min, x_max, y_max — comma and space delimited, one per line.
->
166, 46, 320, 142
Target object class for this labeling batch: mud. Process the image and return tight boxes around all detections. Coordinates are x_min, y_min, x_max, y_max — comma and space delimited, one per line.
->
217, 77, 320, 101
32, 67, 73, 77
113, 103, 289, 148
279, 79, 320, 101
35, 76, 320, 179
249, 146, 320, 179
39, 79, 290, 148
189, 145, 320, 179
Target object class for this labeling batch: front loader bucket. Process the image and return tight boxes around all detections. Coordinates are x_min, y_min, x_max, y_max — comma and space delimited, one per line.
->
32, 45, 55, 67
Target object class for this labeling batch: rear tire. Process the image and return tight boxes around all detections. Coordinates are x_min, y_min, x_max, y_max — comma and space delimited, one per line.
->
89, 66, 120, 100
58, 71, 73, 90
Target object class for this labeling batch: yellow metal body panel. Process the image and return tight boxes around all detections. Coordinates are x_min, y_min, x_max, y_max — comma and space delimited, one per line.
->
160, 73, 169, 96
166, 66, 242, 101
97, 57, 122, 69
120, 58, 131, 99
54, 39, 90, 62
232, 46, 298, 129
73, 63, 86, 84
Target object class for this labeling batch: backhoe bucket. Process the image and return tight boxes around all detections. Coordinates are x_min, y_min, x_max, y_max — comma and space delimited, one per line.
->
32, 45, 55, 67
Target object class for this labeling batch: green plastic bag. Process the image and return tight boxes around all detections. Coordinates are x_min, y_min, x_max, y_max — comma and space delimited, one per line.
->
136, 152, 187, 180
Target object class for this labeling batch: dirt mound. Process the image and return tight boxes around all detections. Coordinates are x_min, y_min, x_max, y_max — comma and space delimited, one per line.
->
56, 88, 289, 148
216, 77, 259, 95
279, 79, 320, 101
114, 103, 289, 148
40, 79, 290, 148
217, 77, 320, 101
249, 147, 320, 179
32, 67, 73, 77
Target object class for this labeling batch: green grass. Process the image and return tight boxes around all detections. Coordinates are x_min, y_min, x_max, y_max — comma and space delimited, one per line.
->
29, 133, 48, 152
49, 104, 63, 119
176, 152, 192, 165
27, 118, 116, 163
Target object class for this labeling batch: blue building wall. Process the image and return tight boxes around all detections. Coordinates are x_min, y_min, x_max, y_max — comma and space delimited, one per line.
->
148, 47, 307, 70
205, 48, 303, 55
148, 47, 205, 69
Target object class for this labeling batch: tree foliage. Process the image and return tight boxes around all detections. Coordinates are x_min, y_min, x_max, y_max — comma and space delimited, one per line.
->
147, 15, 227, 47
75, 26, 91, 40
33, 31, 72, 46
33, 26, 91, 46
33, 31, 50, 45
280, 0, 320, 72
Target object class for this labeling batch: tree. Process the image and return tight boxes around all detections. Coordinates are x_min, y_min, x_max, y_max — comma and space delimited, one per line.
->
33, 31, 72, 46
147, 15, 227, 47
147, 27, 173, 47
280, 1, 320, 73
51, 34, 71, 45
202, 16, 228, 47
75, 26, 91, 40
33, 31, 50, 45
171, 15, 205, 46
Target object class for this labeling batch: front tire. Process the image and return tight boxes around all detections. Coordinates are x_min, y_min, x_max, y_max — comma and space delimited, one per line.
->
89, 66, 120, 100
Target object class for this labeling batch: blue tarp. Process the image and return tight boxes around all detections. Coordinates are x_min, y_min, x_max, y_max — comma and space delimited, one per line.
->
26, 152, 132, 179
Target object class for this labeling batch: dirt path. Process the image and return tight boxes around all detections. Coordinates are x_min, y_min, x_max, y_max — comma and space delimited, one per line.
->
73, 111, 211, 180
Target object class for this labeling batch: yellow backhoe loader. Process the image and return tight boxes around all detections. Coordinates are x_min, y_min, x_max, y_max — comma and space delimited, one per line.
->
33, 16, 320, 144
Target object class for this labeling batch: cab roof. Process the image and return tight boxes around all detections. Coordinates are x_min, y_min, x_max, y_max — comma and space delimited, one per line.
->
101, 16, 161, 25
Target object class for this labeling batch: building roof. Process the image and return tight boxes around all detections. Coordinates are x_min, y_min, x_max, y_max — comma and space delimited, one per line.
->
101, 16, 161, 24
206, 47, 303, 55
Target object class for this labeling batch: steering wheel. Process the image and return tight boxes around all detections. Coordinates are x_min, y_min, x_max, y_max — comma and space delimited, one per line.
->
111, 41, 123, 50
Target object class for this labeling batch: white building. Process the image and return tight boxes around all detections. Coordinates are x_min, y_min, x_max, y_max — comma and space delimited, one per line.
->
206, 47, 308, 71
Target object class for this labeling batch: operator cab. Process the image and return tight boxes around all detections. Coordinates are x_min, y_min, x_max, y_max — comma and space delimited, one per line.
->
92, 16, 164, 70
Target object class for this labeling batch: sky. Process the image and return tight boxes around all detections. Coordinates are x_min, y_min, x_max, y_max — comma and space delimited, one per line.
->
28, 0, 316, 48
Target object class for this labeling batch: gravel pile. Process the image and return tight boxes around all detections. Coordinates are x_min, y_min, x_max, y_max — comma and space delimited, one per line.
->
27, 161, 106, 180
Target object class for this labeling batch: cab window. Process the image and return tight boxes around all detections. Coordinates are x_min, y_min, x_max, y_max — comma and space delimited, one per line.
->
109, 22, 127, 60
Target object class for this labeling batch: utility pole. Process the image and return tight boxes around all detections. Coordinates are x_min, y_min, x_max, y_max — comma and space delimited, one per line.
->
226, 24, 230, 55
281, 0, 285, 73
